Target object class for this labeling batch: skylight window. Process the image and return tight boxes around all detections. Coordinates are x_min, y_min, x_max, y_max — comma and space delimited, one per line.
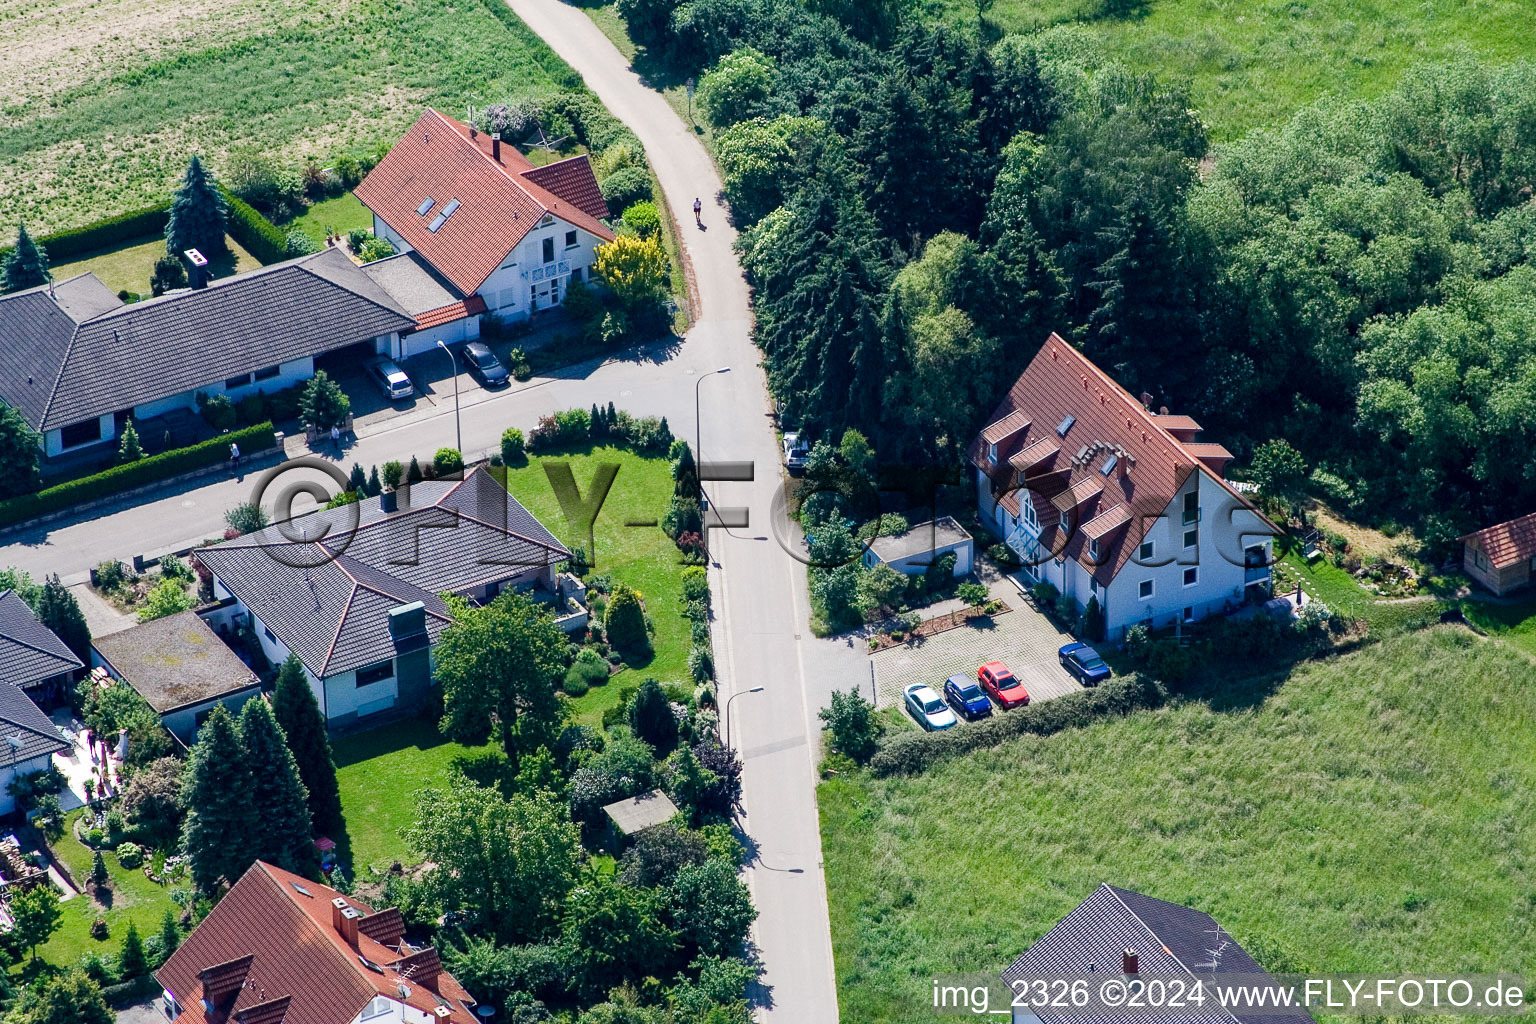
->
291, 883, 311, 896
416, 198, 435, 216
1056, 414, 1076, 437
428, 213, 448, 233
441, 198, 461, 218
1100, 455, 1118, 476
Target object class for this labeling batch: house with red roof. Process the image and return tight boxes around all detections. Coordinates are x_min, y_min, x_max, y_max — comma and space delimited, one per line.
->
1459, 512, 1536, 596
971, 334, 1280, 640
156, 861, 480, 1024
354, 109, 616, 359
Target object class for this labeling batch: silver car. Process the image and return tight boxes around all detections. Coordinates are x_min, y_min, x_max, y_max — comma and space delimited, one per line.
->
903, 683, 958, 731
366, 356, 413, 400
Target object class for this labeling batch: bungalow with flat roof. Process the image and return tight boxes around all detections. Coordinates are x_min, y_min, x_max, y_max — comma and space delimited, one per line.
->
91, 610, 262, 743
0, 247, 415, 459
194, 465, 576, 729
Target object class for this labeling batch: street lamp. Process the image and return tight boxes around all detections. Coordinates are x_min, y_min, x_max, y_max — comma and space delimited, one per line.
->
436, 340, 462, 458
694, 366, 730, 562
723, 685, 764, 750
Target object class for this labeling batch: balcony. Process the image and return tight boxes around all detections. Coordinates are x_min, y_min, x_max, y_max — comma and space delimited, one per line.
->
1244, 565, 1271, 584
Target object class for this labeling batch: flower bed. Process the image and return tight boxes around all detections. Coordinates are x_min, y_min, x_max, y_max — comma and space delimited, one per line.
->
869, 600, 1011, 652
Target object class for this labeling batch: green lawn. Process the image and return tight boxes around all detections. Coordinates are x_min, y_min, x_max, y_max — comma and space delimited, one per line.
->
332, 714, 500, 872
931, 0, 1535, 139
278, 192, 374, 247
498, 447, 694, 686
819, 626, 1536, 1022
35, 811, 179, 967
2, 0, 579, 233
1462, 596, 1536, 658
51, 234, 261, 296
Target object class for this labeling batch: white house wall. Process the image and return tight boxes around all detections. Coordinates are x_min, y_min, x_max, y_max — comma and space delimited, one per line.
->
0, 753, 55, 817
44, 413, 116, 457
394, 316, 479, 361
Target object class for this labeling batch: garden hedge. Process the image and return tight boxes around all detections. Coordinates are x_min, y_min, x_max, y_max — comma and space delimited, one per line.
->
0, 205, 171, 265
222, 189, 286, 265
0, 422, 276, 530
868, 673, 1168, 777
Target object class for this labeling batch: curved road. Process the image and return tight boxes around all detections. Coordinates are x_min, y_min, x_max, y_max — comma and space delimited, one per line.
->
499, 2, 843, 1019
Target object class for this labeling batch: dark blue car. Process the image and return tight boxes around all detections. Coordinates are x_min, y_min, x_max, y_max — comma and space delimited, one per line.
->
1058, 642, 1111, 686
943, 674, 992, 720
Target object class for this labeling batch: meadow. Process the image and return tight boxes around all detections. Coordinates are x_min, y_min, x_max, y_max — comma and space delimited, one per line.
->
0, 0, 580, 233
925, 0, 1535, 138
819, 626, 1536, 1021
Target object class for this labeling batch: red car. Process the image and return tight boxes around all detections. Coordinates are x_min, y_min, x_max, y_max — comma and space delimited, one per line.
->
978, 661, 1030, 709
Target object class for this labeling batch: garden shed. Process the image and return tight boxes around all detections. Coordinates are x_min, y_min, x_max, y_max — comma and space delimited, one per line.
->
91, 610, 262, 743
863, 517, 973, 577
602, 790, 679, 837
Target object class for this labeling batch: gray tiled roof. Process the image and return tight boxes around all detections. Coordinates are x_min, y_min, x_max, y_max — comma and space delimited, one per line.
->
0, 589, 84, 689
92, 609, 259, 713
0, 681, 68, 767
1001, 884, 1313, 1024
360, 251, 463, 316
197, 466, 567, 679
0, 249, 416, 432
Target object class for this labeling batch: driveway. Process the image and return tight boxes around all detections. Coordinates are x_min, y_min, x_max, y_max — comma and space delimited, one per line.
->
872, 600, 1086, 710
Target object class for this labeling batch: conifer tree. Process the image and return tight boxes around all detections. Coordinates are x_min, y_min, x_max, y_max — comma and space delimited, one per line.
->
348, 463, 367, 494
119, 921, 147, 977
37, 574, 90, 663
365, 465, 382, 497
180, 705, 258, 892
159, 908, 180, 956
2, 223, 49, 292
271, 654, 343, 834
89, 850, 109, 888
165, 155, 229, 259
237, 698, 315, 873
118, 419, 143, 462
407, 455, 424, 483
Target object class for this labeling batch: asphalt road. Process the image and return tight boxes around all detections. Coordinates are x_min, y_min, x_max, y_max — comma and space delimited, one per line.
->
0, 5, 855, 1016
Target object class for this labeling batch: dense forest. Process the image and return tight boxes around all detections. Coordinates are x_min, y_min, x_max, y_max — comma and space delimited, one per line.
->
618, 0, 1536, 546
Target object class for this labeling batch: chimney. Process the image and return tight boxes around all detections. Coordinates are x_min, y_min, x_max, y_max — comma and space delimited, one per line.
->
332, 897, 361, 948
389, 601, 426, 640
1123, 949, 1139, 975
183, 248, 210, 289
491, 132, 501, 162
468, 105, 476, 137
1158, 405, 1170, 416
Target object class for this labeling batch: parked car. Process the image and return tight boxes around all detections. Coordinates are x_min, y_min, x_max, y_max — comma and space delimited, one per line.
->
463, 341, 510, 387
903, 683, 958, 731
978, 661, 1029, 709
364, 356, 414, 400
942, 674, 992, 720
782, 431, 809, 472
1059, 642, 1111, 686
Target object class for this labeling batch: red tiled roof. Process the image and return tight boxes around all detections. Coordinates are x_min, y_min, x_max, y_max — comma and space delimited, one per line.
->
1460, 512, 1536, 568
981, 410, 1031, 445
156, 863, 478, 1024
412, 294, 488, 332
355, 110, 615, 295
1152, 413, 1202, 434
522, 155, 612, 222
970, 333, 1278, 584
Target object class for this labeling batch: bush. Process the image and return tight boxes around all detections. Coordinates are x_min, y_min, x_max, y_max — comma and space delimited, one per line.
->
196, 392, 236, 431
870, 674, 1168, 776
987, 542, 1022, 568
621, 200, 662, 238
681, 565, 709, 603
1030, 581, 1059, 606
687, 645, 714, 683
605, 584, 651, 659
0, 423, 277, 530
818, 688, 882, 762
599, 166, 652, 211
500, 427, 525, 464
562, 675, 590, 698
356, 237, 395, 262
115, 842, 143, 869
220, 188, 286, 264
283, 230, 320, 258
433, 447, 463, 475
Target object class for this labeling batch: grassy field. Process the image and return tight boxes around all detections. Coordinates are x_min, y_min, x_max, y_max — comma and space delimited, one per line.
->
930, 0, 1536, 138
0, 0, 579, 233
1462, 596, 1536, 658
35, 811, 179, 967
51, 234, 261, 296
819, 626, 1536, 1022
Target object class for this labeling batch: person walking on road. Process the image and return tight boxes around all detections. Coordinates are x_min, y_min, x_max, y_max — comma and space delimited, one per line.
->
229, 441, 241, 473
693, 197, 703, 228
329, 424, 341, 454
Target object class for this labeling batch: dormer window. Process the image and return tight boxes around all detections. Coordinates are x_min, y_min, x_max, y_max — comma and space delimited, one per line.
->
988, 442, 997, 463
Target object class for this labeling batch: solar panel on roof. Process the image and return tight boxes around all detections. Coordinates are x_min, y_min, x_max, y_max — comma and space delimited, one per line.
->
416, 198, 435, 216
1057, 414, 1075, 436
441, 198, 461, 218
428, 213, 448, 233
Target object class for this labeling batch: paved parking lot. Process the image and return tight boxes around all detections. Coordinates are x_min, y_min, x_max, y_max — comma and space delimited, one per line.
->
871, 600, 1087, 710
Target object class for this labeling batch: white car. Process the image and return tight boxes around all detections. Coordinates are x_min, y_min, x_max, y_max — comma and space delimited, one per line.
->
782, 431, 809, 472
365, 356, 414, 400
903, 683, 958, 731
